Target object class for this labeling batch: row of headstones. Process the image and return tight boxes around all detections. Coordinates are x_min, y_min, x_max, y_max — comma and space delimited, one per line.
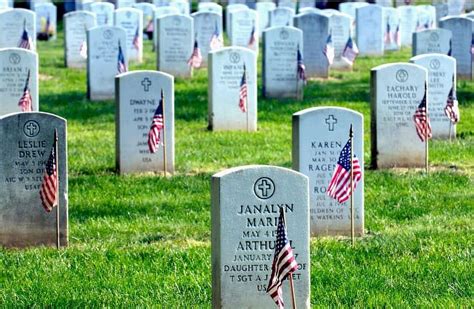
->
0, 43, 460, 140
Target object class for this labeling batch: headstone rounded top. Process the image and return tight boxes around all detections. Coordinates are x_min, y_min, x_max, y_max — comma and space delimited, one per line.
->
293, 106, 363, 119
191, 10, 220, 18
64, 10, 96, 18
0, 111, 66, 123
263, 25, 302, 35
116, 69, 174, 81
212, 165, 308, 182
88, 24, 126, 34
159, 13, 193, 23
371, 62, 427, 73
0, 8, 34, 15
410, 52, 456, 64
295, 10, 329, 20
115, 7, 142, 14
208, 45, 257, 57
0, 47, 38, 58
439, 16, 471, 23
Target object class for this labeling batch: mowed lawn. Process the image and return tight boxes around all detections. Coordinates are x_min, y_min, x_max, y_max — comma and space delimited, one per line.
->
0, 26, 473, 307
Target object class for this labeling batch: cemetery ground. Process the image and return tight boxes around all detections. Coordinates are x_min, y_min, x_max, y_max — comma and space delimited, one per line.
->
1, 30, 473, 307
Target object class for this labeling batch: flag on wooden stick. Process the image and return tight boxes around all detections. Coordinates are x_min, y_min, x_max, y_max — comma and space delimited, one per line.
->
297, 44, 306, 84
247, 23, 257, 49
444, 75, 460, 124
117, 40, 127, 74
327, 136, 362, 204
323, 33, 334, 65
148, 90, 165, 153
239, 64, 248, 113
133, 26, 141, 51
342, 36, 359, 65
18, 19, 33, 50
18, 69, 33, 112
187, 39, 203, 68
413, 83, 432, 142
210, 21, 223, 50
40, 130, 58, 212
266, 208, 298, 309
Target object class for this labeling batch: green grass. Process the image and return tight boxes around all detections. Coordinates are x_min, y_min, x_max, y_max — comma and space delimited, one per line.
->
0, 28, 473, 307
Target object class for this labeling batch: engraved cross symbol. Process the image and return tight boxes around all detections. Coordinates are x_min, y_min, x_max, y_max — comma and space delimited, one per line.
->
141, 78, 152, 92
25, 122, 38, 135
325, 115, 337, 131
257, 179, 272, 197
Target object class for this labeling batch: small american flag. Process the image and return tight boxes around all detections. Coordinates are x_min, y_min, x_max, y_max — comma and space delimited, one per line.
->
148, 90, 165, 154
297, 45, 306, 84
79, 40, 87, 59
247, 23, 257, 49
187, 39, 203, 68
323, 33, 334, 65
394, 25, 400, 46
444, 75, 460, 124
384, 23, 391, 44
210, 22, 223, 50
117, 40, 127, 74
45, 14, 51, 35
18, 69, 32, 112
327, 137, 362, 204
39, 130, 58, 212
413, 83, 432, 142
18, 20, 33, 50
133, 26, 141, 51
342, 36, 359, 65
239, 64, 248, 113
266, 208, 298, 309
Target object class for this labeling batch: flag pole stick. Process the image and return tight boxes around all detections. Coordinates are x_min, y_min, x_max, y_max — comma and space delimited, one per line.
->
349, 124, 355, 246
425, 129, 429, 174
245, 64, 249, 132
449, 122, 452, 142
54, 128, 60, 249
281, 208, 297, 309
162, 90, 168, 177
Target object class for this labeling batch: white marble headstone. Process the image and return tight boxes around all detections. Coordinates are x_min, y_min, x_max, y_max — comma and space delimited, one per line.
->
0, 48, 38, 116
294, 12, 330, 78
412, 28, 452, 56
153, 6, 180, 48
116, 70, 174, 174
156, 14, 193, 78
198, 2, 223, 15
293, 107, 364, 236
269, 7, 294, 27
329, 12, 353, 70
64, 11, 97, 69
87, 26, 127, 101
0, 9, 36, 51
230, 8, 259, 53
226, 4, 248, 40
448, 0, 466, 15
90, 2, 114, 26
397, 5, 417, 46
262, 26, 303, 99
0, 112, 68, 247
356, 5, 383, 56
208, 47, 257, 131
170, 0, 190, 15
114, 7, 143, 63
211, 165, 310, 308
192, 12, 223, 68
383, 7, 401, 51
34, 3, 57, 41
440, 17, 473, 80
371, 63, 428, 168
411, 54, 457, 139
116, 0, 136, 9
256, 1, 275, 37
